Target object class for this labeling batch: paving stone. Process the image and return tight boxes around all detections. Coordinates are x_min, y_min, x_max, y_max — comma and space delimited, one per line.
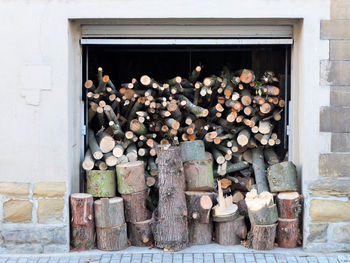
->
245, 254, 255, 262
152, 254, 163, 263
274, 254, 287, 263
265, 255, 277, 263
296, 256, 308, 263
203, 254, 213, 263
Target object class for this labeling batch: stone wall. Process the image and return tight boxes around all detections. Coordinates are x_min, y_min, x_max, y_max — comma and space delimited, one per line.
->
0, 182, 69, 253
305, 0, 350, 251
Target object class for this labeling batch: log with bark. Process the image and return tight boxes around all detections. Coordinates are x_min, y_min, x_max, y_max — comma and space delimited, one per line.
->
276, 192, 302, 219
122, 190, 149, 223
116, 161, 146, 194
267, 161, 298, 192
128, 219, 154, 246
277, 218, 299, 248
249, 223, 277, 250
86, 170, 116, 197
94, 197, 128, 251
70, 193, 95, 251
183, 155, 214, 191
152, 145, 188, 251
215, 215, 247, 245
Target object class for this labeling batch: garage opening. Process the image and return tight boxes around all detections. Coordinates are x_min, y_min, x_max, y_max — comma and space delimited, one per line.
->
75, 21, 299, 251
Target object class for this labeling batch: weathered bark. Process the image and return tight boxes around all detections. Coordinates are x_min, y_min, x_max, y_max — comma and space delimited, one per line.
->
183, 159, 214, 191
126, 143, 138, 162
122, 190, 149, 223
250, 223, 277, 250
88, 129, 103, 160
96, 223, 128, 251
264, 148, 279, 165
276, 192, 302, 219
252, 147, 269, 193
86, 170, 116, 197
70, 193, 95, 251
94, 198, 127, 251
185, 191, 215, 224
267, 161, 298, 192
177, 95, 209, 117
128, 219, 154, 246
215, 216, 247, 245
180, 140, 206, 162
277, 218, 299, 248
116, 161, 146, 194
188, 220, 213, 245
152, 145, 188, 251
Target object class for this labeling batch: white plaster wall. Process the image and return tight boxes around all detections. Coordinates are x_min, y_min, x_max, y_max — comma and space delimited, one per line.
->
0, 0, 330, 234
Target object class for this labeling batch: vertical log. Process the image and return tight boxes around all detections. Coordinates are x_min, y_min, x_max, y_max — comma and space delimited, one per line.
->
94, 198, 128, 251
86, 170, 116, 197
215, 216, 247, 245
250, 223, 277, 250
116, 161, 146, 194
277, 218, 299, 248
70, 193, 95, 251
128, 219, 154, 246
152, 145, 188, 251
188, 220, 213, 245
180, 140, 206, 162
122, 190, 149, 223
252, 147, 269, 193
276, 192, 302, 219
267, 161, 298, 192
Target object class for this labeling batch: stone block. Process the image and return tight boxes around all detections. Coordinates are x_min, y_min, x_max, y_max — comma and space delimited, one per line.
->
319, 153, 350, 177
331, 133, 350, 152
330, 224, 350, 243
321, 61, 350, 86
310, 178, 350, 197
33, 182, 66, 198
320, 106, 350, 132
330, 86, 350, 106
310, 199, 350, 222
331, 0, 350, 19
37, 199, 64, 224
307, 223, 328, 243
1, 226, 67, 244
0, 182, 29, 198
321, 20, 350, 40
3, 200, 32, 223
330, 41, 350, 60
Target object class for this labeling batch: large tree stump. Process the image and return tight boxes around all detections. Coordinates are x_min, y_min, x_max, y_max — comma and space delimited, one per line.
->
252, 147, 269, 193
152, 145, 188, 251
183, 158, 214, 191
70, 193, 95, 251
245, 190, 278, 225
128, 219, 154, 247
276, 192, 302, 219
116, 161, 146, 194
122, 190, 149, 223
250, 223, 277, 250
180, 140, 206, 162
267, 161, 298, 192
94, 198, 127, 251
188, 220, 213, 245
185, 191, 215, 224
215, 216, 247, 246
277, 218, 299, 248
86, 170, 116, 197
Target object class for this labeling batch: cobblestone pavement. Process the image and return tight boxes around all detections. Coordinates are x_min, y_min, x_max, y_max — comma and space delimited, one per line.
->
0, 253, 350, 263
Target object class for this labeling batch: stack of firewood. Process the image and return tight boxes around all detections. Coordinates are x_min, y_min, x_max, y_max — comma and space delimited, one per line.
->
78, 65, 301, 251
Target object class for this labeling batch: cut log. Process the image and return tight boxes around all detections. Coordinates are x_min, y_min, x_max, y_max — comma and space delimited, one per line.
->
188, 220, 213, 245
96, 223, 128, 251
130, 119, 148, 135
126, 143, 138, 162
88, 129, 103, 160
252, 147, 269, 193
245, 189, 278, 225
180, 140, 206, 162
215, 216, 247, 245
250, 223, 277, 250
97, 132, 116, 153
264, 148, 279, 165
122, 190, 149, 223
112, 144, 124, 158
189, 66, 202, 83
237, 129, 251, 147
277, 218, 299, 248
177, 95, 209, 117
128, 219, 154, 246
183, 158, 214, 191
147, 157, 158, 176
185, 191, 215, 224
152, 145, 188, 251
95, 160, 108, 171
213, 181, 239, 222
258, 121, 273, 135
82, 149, 95, 171
239, 69, 255, 84
86, 170, 116, 197
104, 152, 118, 167
267, 161, 298, 192
232, 176, 255, 192
116, 161, 146, 194
94, 198, 127, 251
276, 192, 302, 219
70, 193, 95, 251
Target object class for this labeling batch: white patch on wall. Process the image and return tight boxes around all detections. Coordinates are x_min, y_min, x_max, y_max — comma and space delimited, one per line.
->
20, 64, 52, 106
